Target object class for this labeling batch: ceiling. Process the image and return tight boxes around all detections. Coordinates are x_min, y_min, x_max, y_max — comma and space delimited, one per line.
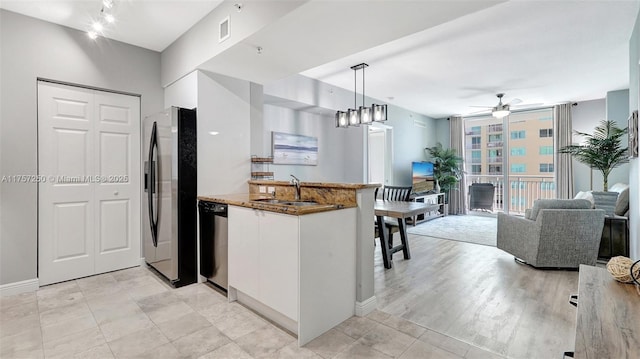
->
0, 0, 223, 51
2, 1, 639, 119
301, 1, 640, 118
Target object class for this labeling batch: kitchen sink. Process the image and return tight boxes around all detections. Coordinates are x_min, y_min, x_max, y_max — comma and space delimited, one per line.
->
252, 199, 319, 206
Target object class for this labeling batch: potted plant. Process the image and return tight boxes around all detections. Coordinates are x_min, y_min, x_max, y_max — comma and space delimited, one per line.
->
425, 143, 462, 207
558, 119, 628, 214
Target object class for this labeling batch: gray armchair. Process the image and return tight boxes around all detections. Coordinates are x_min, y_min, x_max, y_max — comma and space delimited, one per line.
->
497, 199, 605, 268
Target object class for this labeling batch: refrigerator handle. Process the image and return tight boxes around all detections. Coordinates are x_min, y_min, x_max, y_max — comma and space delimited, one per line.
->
148, 122, 159, 247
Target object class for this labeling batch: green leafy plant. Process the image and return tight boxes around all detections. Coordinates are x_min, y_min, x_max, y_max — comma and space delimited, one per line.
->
558, 120, 628, 191
425, 143, 462, 202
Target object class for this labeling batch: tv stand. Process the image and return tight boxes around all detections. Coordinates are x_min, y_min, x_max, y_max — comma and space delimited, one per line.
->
408, 193, 445, 225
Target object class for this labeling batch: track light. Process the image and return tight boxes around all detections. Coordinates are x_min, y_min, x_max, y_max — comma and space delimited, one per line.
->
92, 21, 103, 32
87, 0, 117, 40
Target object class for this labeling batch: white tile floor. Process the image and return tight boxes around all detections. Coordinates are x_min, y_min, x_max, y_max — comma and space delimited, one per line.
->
0, 266, 503, 358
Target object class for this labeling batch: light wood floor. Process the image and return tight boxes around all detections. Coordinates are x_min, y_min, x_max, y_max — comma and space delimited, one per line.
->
374, 233, 579, 359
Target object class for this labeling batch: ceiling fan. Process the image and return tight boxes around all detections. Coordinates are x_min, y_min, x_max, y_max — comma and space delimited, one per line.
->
469, 93, 526, 119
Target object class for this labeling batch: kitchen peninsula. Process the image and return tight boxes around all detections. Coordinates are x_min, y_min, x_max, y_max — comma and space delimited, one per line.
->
199, 180, 379, 346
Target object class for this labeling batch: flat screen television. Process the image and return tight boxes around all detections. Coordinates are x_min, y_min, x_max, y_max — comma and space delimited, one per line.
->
411, 161, 435, 193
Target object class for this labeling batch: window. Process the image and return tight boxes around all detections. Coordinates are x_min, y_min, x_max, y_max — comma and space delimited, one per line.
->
488, 134, 503, 148
488, 124, 503, 132
488, 134, 502, 142
538, 115, 553, 121
540, 182, 556, 190
488, 165, 502, 174
539, 128, 553, 138
467, 126, 481, 136
471, 150, 481, 163
511, 164, 526, 173
539, 146, 554, 155
510, 147, 526, 156
487, 149, 502, 163
471, 165, 482, 174
471, 136, 481, 149
510, 130, 526, 139
539, 163, 554, 172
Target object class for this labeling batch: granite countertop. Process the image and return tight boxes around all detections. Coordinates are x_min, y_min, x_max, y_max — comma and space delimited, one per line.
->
198, 193, 352, 215
248, 180, 381, 190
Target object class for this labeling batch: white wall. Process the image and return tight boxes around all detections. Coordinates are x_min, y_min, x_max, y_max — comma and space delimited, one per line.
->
0, 10, 164, 286
161, 1, 304, 87
164, 71, 198, 109
163, 70, 252, 196
197, 71, 251, 195
628, 9, 640, 261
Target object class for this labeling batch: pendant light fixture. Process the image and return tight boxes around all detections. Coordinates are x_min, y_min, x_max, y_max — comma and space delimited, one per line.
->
336, 63, 387, 128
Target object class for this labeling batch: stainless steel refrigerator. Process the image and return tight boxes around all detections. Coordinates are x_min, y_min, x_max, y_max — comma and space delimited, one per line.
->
143, 107, 197, 287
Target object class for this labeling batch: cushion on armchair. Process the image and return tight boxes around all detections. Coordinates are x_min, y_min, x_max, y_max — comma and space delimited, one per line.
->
526, 199, 592, 221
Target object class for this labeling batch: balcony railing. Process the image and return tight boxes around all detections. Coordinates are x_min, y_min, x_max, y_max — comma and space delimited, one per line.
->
466, 174, 556, 214
487, 156, 503, 164
466, 143, 481, 149
487, 141, 503, 148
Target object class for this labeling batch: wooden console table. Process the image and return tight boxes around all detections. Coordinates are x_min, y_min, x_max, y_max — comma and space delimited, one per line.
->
573, 265, 640, 358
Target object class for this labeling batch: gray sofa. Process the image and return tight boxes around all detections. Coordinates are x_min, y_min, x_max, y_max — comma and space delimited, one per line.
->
497, 199, 606, 268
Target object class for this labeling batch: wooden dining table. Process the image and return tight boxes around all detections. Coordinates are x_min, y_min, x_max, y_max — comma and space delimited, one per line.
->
374, 199, 440, 269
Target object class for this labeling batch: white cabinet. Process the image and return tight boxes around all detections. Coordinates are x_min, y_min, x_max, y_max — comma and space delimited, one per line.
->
228, 205, 356, 346
228, 206, 260, 299
259, 211, 299, 320
228, 206, 298, 320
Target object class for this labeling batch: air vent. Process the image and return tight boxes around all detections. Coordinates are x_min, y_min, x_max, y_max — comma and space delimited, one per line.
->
219, 17, 230, 43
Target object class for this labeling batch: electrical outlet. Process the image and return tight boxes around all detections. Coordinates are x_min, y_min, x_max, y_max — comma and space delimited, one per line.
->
259, 186, 266, 193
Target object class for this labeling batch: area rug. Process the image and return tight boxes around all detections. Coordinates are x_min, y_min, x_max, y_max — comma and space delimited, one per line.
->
407, 214, 497, 246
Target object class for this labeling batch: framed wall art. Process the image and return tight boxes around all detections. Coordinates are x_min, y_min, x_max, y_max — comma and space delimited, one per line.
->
272, 131, 318, 165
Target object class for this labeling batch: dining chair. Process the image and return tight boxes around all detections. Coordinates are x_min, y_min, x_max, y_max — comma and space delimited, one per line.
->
378, 185, 412, 248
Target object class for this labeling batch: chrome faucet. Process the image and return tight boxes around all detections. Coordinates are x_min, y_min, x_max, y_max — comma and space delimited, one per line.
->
290, 174, 301, 201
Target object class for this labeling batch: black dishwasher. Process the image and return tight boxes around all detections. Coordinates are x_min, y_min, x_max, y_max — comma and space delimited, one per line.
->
198, 201, 228, 292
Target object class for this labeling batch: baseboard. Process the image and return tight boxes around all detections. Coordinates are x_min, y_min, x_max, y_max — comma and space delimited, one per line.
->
355, 295, 377, 317
0, 278, 39, 296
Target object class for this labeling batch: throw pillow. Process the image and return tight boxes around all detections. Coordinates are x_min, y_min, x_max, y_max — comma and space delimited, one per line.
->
614, 187, 629, 216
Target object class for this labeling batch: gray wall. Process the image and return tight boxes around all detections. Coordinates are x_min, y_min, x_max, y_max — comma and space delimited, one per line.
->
629, 8, 640, 261
0, 10, 164, 285
263, 74, 437, 186
606, 89, 630, 188
262, 105, 362, 183
435, 118, 451, 149
571, 98, 606, 192
570, 92, 630, 193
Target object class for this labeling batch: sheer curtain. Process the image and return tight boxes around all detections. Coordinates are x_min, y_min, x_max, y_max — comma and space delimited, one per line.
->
449, 116, 467, 214
554, 103, 574, 199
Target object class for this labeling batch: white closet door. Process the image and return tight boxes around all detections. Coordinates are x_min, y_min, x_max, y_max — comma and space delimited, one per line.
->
93, 92, 140, 273
38, 82, 140, 285
38, 83, 96, 285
